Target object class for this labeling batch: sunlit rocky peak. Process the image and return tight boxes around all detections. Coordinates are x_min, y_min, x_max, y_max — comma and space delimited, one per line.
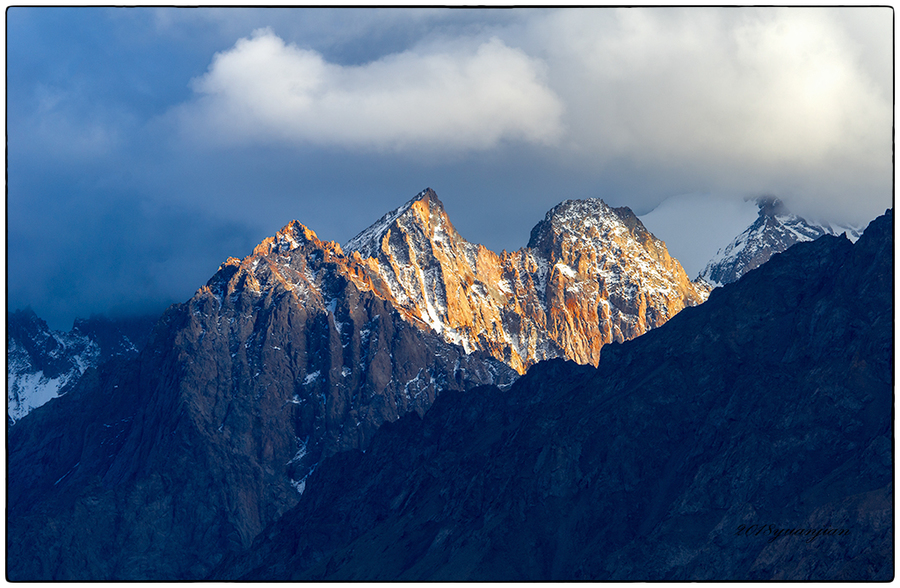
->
344, 189, 709, 373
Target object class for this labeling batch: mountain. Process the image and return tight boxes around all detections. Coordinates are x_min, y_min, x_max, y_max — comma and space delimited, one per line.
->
214, 210, 892, 581
194, 219, 517, 463
7, 210, 516, 581
345, 189, 708, 372
699, 197, 863, 286
7, 309, 155, 424
6, 188, 724, 581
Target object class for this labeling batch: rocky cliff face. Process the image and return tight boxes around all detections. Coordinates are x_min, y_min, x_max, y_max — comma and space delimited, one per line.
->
7, 309, 154, 424
525, 199, 708, 366
699, 197, 862, 286
215, 210, 893, 582
190, 219, 516, 467
7, 217, 516, 581
345, 189, 708, 372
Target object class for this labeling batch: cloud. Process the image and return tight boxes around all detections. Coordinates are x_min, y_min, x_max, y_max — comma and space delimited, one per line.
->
523, 8, 892, 223
171, 9, 891, 222
178, 27, 564, 152
8, 7, 892, 331
532, 9, 890, 162
639, 193, 760, 278
10, 83, 128, 164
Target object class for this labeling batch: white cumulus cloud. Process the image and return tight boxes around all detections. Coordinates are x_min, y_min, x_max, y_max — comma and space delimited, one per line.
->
180, 27, 564, 152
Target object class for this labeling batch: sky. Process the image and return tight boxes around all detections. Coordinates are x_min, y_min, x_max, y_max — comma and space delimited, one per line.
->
7, 7, 893, 330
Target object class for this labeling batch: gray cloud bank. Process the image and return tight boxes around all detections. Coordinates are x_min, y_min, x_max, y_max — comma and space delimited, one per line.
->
7, 7, 893, 329
174, 7, 892, 223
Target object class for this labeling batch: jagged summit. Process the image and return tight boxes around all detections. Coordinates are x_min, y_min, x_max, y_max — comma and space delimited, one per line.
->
529, 198, 607, 251
341, 189, 708, 372
253, 220, 326, 257
527, 199, 654, 254
203, 218, 345, 305
698, 197, 862, 287
344, 188, 451, 258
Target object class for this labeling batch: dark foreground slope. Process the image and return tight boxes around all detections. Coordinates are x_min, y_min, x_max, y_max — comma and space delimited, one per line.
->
215, 210, 893, 581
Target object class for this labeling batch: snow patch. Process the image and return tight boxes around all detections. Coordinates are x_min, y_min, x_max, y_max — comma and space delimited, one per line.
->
554, 263, 577, 278
325, 298, 344, 334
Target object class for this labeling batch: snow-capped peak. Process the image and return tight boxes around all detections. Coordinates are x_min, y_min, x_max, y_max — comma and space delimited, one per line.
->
526, 198, 654, 251
339, 189, 706, 373
533, 198, 608, 229
344, 188, 442, 258
698, 197, 861, 287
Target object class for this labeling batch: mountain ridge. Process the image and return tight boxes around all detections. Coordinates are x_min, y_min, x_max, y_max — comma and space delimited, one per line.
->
7, 193, 519, 580
212, 208, 893, 581
10, 188, 868, 582
344, 188, 709, 372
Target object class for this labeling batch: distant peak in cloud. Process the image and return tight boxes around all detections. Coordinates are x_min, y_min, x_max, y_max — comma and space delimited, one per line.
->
180, 28, 564, 153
